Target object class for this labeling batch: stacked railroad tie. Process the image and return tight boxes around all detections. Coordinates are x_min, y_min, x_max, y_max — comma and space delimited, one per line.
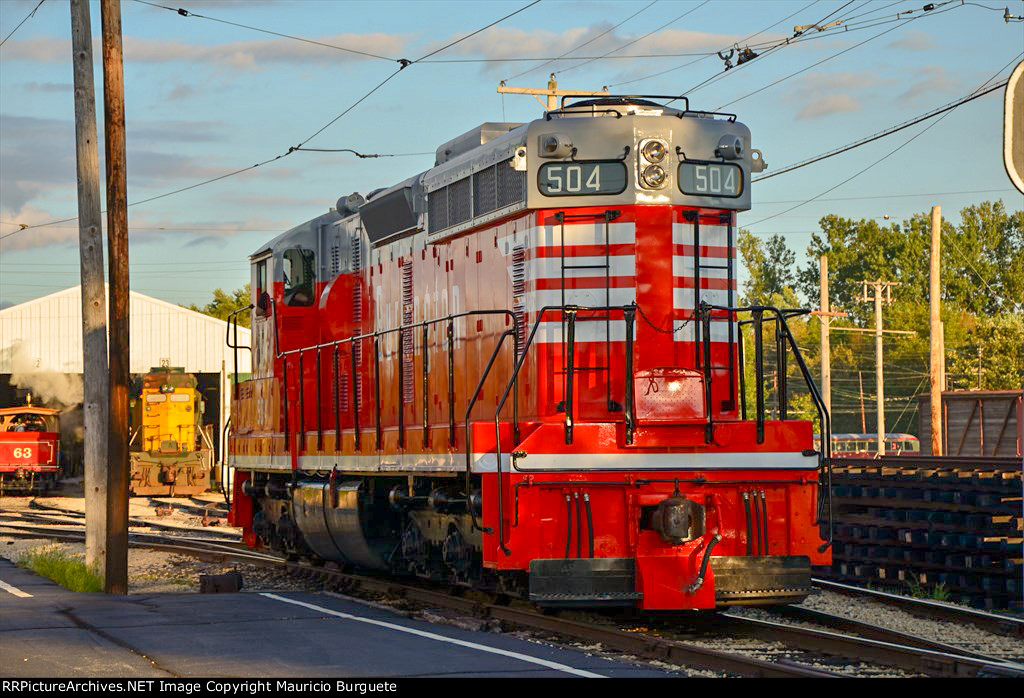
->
821, 457, 1023, 611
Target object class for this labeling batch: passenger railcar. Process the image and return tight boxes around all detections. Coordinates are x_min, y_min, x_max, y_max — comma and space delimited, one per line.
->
129, 367, 212, 496
0, 403, 62, 493
228, 96, 832, 610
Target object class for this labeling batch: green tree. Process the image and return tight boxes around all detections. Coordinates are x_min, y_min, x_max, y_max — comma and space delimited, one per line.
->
738, 231, 796, 305
188, 284, 252, 328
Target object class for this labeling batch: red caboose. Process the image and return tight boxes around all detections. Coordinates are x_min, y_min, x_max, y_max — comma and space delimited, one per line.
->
0, 405, 62, 493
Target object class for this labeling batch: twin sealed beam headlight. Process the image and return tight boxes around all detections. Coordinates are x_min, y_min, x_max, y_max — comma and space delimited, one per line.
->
638, 138, 669, 189
641, 165, 666, 188
641, 139, 667, 163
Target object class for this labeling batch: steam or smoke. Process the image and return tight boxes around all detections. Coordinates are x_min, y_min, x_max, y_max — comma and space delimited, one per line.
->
8, 342, 84, 408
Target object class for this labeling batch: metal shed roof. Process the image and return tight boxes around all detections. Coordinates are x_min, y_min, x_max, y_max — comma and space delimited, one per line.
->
0, 285, 252, 375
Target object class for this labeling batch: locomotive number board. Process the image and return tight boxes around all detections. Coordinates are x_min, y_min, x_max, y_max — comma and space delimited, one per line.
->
538, 162, 628, 196
678, 161, 743, 198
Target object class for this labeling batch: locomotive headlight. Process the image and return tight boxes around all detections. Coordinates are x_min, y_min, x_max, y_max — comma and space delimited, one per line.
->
641, 139, 667, 163
641, 164, 667, 188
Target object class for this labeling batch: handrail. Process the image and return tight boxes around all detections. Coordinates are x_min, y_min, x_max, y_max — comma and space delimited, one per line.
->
225, 304, 253, 399
706, 302, 833, 551
271, 308, 520, 455
464, 328, 517, 534
493, 303, 637, 556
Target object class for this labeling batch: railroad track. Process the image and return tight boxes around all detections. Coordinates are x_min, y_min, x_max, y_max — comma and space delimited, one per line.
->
3, 519, 1022, 678
812, 577, 1024, 638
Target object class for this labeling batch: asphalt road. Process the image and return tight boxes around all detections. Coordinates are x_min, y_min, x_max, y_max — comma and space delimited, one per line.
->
0, 559, 675, 679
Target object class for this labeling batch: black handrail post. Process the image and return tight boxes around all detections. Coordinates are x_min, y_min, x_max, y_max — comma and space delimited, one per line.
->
397, 326, 405, 449
447, 319, 456, 447
422, 324, 430, 449
374, 335, 382, 451
564, 308, 577, 445
754, 309, 765, 444
738, 322, 748, 421
701, 302, 713, 444
333, 345, 341, 454
777, 316, 788, 421
624, 305, 636, 445
298, 351, 305, 454
282, 353, 290, 452
316, 347, 323, 452
351, 341, 361, 451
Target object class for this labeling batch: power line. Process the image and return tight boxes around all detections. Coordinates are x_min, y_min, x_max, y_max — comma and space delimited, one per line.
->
753, 77, 1015, 182
743, 54, 1019, 230
1, 2, 539, 242
0, 0, 44, 49
132, 0, 399, 61
610, 0, 821, 89
552, 0, 712, 78
503, 0, 657, 82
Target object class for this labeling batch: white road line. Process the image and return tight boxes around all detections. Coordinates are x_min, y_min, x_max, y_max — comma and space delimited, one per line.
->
260, 592, 605, 678
0, 578, 33, 598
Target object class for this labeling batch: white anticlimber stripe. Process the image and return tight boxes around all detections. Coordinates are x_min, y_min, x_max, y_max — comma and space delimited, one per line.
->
260, 593, 606, 678
525, 255, 636, 281
532, 320, 635, 344
672, 223, 731, 247
673, 287, 732, 308
531, 221, 637, 248
0, 578, 33, 598
525, 287, 637, 313
672, 257, 732, 280
671, 318, 737, 342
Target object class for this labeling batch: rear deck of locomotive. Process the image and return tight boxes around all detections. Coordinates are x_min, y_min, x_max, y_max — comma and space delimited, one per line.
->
0, 406, 61, 493
227, 97, 832, 610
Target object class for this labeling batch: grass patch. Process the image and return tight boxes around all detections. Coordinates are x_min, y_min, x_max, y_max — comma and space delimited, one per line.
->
16, 546, 103, 592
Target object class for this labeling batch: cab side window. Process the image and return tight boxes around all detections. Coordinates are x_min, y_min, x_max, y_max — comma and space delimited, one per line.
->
282, 248, 315, 307
254, 258, 270, 316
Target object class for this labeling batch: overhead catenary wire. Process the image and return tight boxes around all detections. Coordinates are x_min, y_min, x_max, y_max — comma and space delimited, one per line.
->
0, 0, 45, 49
0, 1, 540, 241
609, 0, 822, 89
742, 53, 1020, 231
502, 0, 658, 83
752, 76, 1016, 182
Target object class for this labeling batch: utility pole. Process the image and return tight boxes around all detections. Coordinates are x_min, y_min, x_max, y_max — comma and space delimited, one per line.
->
858, 371, 867, 434
497, 74, 609, 111
929, 205, 943, 456
102, 0, 129, 595
820, 255, 831, 417
860, 279, 899, 457
69, 0, 110, 582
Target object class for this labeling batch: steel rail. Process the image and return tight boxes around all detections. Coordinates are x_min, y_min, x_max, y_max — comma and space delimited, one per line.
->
0, 522, 837, 678
764, 605, 1020, 662
812, 577, 1024, 638
716, 614, 1024, 678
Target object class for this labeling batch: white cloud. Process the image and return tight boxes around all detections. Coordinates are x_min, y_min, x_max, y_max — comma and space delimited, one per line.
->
797, 94, 862, 120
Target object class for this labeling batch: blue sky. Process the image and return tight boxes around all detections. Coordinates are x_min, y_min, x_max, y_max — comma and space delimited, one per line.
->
1, 0, 1022, 309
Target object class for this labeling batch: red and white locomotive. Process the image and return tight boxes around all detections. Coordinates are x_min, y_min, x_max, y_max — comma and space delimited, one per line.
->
0, 402, 62, 493
228, 96, 832, 610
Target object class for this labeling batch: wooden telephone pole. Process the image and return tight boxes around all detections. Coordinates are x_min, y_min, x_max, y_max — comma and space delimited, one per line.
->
860, 279, 899, 457
102, 0, 130, 595
69, 0, 110, 580
929, 206, 943, 455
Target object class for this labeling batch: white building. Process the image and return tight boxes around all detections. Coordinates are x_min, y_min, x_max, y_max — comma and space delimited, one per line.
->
0, 285, 252, 465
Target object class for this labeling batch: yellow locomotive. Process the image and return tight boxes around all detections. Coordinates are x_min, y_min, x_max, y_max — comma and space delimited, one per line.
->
129, 368, 212, 496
